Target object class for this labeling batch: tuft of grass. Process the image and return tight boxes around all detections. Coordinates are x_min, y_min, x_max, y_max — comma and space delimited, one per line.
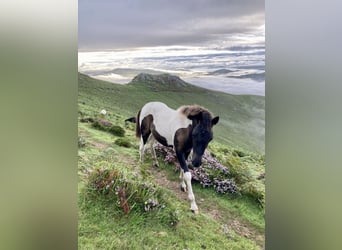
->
109, 125, 125, 137
91, 118, 126, 137
91, 120, 108, 131
78, 136, 86, 148
114, 137, 132, 148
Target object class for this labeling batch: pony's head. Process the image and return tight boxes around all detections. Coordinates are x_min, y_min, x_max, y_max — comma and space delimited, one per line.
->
184, 106, 219, 167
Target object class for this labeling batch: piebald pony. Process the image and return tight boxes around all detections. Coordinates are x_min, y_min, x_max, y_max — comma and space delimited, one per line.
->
127, 101, 219, 213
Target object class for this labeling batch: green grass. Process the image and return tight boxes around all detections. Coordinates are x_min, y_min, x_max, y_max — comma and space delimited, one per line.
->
78, 73, 265, 249
79, 203, 259, 249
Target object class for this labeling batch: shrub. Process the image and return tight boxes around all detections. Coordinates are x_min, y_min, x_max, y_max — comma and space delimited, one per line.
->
115, 138, 131, 148
92, 118, 112, 130
241, 181, 265, 207
225, 156, 244, 179
109, 125, 125, 137
86, 167, 179, 226
233, 149, 246, 157
80, 117, 94, 123
88, 168, 161, 213
225, 155, 265, 207
91, 120, 125, 137
97, 118, 112, 127
92, 120, 107, 131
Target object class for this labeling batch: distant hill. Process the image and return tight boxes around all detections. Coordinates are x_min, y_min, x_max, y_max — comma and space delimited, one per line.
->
78, 73, 265, 153
227, 72, 265, 82
207, 69, 235, 75
129, 73, 197, 91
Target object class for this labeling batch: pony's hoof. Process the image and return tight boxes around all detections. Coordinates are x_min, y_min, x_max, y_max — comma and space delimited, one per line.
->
191, 209, 199, 215
180, 186, 187, 192
153, 163, 159, 168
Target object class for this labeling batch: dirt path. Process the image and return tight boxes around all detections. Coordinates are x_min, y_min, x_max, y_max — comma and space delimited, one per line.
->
149, 166, 265, 250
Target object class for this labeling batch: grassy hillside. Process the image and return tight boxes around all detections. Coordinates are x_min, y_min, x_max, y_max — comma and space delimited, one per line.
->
78, 73, 265, 249
78, 73, 264, 154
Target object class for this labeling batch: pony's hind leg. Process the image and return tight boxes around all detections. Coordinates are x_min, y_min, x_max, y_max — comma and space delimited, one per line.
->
149, 136, 159, 167
139, 112, 154, 165
139, 127, 152, 163
139, 137, 145, 163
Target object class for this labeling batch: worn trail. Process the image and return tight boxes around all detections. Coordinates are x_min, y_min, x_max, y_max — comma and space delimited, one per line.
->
148, 166, 265, 249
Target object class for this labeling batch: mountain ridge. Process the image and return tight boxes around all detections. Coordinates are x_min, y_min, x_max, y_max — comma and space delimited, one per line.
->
128, 73, 197, 92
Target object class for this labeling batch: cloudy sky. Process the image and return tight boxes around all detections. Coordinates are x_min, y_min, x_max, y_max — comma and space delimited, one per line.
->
79, 0, 264, 50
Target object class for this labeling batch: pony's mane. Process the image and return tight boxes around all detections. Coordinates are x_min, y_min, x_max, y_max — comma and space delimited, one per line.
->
177, 105, 212, 118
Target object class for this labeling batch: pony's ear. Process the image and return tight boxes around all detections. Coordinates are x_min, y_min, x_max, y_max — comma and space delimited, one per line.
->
212, 116, 219, 126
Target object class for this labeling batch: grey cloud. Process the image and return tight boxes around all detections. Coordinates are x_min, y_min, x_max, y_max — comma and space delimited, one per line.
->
79, 0, 264, 50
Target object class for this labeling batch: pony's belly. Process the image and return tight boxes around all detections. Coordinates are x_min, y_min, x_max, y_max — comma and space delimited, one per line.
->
154, 118, 191, 146
153, 121, 176, 146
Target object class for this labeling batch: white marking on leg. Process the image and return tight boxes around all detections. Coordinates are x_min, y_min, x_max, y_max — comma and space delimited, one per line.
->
139, 137, 145, 163
183, 171, 198, 213
179, 169, 187, 192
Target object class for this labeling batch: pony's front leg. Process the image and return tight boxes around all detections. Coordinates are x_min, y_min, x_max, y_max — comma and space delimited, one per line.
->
177, 151, 199, 214
183, 171, 198, 214
179, 169, 187, 192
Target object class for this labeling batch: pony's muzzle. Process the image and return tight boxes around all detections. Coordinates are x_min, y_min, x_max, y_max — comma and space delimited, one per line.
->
191, 159, 202, 168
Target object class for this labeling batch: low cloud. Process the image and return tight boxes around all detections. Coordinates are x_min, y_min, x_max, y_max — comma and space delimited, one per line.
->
79, 0, 264, 50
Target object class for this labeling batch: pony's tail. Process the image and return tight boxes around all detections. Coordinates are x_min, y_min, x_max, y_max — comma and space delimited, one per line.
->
124, 117, 136, 123
125, 110, 141, 138
135, 109, 141, 138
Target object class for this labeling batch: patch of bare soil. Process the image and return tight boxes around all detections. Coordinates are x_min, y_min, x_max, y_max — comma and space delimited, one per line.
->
149, 167, 188, 202
148, 165, 265, 250
91, 141, 108, 150
120, 156, 138, 166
